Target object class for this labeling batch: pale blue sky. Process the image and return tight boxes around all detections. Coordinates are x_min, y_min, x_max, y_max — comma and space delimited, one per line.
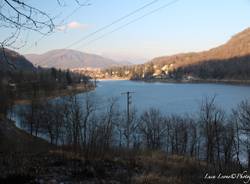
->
14, 0, 250, 62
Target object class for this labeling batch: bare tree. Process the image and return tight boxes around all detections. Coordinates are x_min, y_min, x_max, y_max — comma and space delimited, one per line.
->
187, 116, 199, 158
118, 107, 138, 149
62, 95, 83, 152
229, 110, 241, 166
101, 98, 119, 151
81, 93, 95, 149
167, 115, 189, 155
139, 108, 166, 150
0, 1, 53, 48
199, 96, 225, 168
221, 123, 235, 165
237, 100, 250, 168
41, 101, 65, 145
19, 97, 43, 135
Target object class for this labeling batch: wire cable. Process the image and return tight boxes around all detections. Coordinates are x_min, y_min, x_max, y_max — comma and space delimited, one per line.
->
75, 0, 179, 49
64, 0, 160, 49
23, 1, 90, 52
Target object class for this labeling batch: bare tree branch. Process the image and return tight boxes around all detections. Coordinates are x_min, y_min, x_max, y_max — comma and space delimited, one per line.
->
0, 0, 90, 68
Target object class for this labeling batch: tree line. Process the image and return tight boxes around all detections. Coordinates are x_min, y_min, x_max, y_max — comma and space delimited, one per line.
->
17, 94, 250, 172
0, 68, 92, 119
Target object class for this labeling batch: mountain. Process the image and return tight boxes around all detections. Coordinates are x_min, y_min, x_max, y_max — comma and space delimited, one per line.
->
150, 28, 250, 68
0, 48, 35, 71
25, 49, 124, 69
104, 28, 250, 81
133, 28, 250, 80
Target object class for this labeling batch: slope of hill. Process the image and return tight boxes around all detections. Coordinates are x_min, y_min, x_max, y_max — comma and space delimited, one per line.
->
0, 48, 35, 71
150, 27, 250, 68
0, 119, 52, 153
25, 49, 123, 69
103, 28, 250, 82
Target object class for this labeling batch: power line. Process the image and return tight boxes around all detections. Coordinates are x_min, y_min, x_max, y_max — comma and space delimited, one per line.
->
23, 1, 90, 52
23, 0, 179, 52
75, 0, 179, 49
65, 0, 160, 49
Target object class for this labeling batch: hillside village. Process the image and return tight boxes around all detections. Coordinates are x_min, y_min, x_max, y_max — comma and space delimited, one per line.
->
70, 63, 175, 80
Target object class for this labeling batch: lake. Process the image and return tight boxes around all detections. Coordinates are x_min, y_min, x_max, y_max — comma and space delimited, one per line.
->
77, 80, 250, 116
12, 80, 250, 126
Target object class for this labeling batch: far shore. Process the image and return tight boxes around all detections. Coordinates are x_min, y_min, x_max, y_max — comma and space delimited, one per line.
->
14, 78, 250, 106
97, 78, 129, 81
97, 77, 250, 86
132, 78, 250, 86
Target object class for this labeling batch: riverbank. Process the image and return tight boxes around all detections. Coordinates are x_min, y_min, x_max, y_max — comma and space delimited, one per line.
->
15, 83, 95, 105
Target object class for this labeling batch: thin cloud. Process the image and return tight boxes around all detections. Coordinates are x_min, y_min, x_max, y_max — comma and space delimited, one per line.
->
68, 21, 87, 29
57, 21, 89, 32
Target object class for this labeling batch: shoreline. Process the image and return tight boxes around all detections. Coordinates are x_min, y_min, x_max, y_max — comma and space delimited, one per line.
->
15, 78, 249, 106
96, 77, 250, 86
14, 84, 95, 105
97, 78, 129, 81
130, 78, 250, 86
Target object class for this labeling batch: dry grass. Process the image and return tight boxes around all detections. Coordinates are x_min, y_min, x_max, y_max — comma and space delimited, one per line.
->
134, 151, 203, 184
0, 120, 206, 183
133, 173, 182, 184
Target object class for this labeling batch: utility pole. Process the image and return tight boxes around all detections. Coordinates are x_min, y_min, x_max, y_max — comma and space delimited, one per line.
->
121, 91, 135, 148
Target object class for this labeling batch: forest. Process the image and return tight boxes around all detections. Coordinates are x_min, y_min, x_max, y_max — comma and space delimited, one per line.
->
169, 55, 250, 80
0, 68, 93, 118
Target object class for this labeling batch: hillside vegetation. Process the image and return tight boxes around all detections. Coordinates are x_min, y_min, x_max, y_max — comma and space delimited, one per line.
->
152, 28, 250, 68
0, 48, 94, 122
103, 28, 250, 82
0, 48, 35, 71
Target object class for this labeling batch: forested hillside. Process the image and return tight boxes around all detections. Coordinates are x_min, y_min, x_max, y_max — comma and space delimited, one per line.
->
0, 48, 93, 119
0, 48, 35, 71
103, 28, 250, 82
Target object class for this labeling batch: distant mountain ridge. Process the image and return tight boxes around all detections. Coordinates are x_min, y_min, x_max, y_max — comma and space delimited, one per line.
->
0, 48, 35, 71
150, 28, 250, 68
25, 49, 124, 69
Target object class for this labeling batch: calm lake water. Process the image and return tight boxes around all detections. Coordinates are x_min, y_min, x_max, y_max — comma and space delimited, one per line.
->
13, 80, 250, 125
11, 80, 250, 161
77, 80, 250, 116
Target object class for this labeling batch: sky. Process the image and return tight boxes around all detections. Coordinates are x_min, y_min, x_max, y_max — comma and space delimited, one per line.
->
5, 0, 250, 63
